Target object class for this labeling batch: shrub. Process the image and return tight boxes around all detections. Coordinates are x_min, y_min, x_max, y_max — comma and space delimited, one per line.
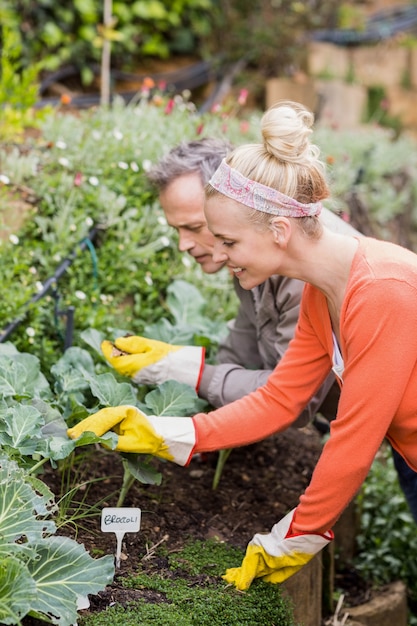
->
354, 445, 417, 607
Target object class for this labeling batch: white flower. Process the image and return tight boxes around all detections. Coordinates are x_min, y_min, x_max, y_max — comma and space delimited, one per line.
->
144, 274, 153, 286
0, 174, 10, 184
35, 281, 44, 292
142, 159, 152, 172
182, 256, 192, 268
9, 234, 19, 245
88, 176, 99, 186
29, 266, 37, 275
99, 292, 113, 303
53, 253, 62, 262
130, 162, 139, 172
70, 224, 77, 232
113, 129, 123, 140
160, 236, 170, 247
157, 215, 167, 225
85, 217, 94, 227
118, 161, 129, 170
26, 326, 36, 337
58, 157, 70, 167
75, 290, 87, 300
56, 140, 67, 149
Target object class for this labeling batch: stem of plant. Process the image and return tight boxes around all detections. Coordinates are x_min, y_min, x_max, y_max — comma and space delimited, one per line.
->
117, 461, 136, 507
212, 448, 233, 490
28, 456, 50, 475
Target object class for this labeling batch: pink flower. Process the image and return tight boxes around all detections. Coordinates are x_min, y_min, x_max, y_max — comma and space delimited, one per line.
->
196, 123, 204, 135
238, 88, 248, 106
239, 120, 250, 133
164, 99, 175, 115
74, 172, 83, 187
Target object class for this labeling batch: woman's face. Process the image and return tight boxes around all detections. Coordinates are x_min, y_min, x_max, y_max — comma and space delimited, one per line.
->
204, 195, 284, 290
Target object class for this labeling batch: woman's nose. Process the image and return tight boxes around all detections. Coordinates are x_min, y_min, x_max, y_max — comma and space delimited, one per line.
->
212, 242, 228, 263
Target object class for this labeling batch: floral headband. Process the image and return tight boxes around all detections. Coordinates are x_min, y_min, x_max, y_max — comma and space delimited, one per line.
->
208, 159, 322, 218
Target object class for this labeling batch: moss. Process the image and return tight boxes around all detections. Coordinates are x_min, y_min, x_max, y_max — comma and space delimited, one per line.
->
80, 538, 296, 626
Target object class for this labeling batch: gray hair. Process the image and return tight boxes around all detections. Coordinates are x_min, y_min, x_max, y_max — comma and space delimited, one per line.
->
147, 137, 233, 191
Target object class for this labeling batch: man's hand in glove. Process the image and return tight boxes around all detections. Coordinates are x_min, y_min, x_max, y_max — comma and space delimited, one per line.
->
101, 336, 205, 390
223, 508, 333, 590
67, 405, 196, 466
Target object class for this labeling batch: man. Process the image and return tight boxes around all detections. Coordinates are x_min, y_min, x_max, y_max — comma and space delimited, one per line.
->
102, 137, 358, 425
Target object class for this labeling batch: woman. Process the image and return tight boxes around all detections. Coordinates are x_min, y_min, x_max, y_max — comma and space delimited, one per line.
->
68, 101, 417, 590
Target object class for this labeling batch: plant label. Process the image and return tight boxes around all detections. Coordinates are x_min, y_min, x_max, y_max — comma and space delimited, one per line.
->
76, 595, 90, 610
101, 507, 141, 567
101, 507, 141, 533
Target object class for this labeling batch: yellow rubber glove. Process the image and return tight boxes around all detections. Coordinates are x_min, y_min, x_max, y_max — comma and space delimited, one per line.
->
101, 336, 205, 390
67, 405, 196, 465
223, 508, 333, 590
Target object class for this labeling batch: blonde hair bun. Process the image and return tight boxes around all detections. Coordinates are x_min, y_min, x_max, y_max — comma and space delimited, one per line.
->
262, 100, 319, 165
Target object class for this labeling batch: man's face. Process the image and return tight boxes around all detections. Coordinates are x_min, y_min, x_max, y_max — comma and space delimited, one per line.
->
160, 172, 226, 274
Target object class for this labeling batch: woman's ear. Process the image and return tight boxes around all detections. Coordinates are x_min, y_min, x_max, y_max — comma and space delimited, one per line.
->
270, 217, 291, 248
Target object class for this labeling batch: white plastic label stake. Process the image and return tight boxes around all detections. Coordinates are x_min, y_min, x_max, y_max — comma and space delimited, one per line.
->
101, 507, 141, 567
76, 595, 90, 610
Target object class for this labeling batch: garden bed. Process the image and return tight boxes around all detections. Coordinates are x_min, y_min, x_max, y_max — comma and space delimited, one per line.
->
20, 423, 373, 625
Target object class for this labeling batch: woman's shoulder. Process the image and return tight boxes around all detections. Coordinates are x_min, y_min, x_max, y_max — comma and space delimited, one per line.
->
357, 237, 417, 282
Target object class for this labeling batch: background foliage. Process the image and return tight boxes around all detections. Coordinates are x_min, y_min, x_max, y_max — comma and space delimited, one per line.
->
354, 445, 417, 612
0, 91, 255, 367
1, 91, 417, 368
2, 0, 341, 87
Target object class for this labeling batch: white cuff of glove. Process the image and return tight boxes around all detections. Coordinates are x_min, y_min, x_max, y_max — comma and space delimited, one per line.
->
149, 415, 196, 466
251, 508, 334, 557
132, 346, 205, 391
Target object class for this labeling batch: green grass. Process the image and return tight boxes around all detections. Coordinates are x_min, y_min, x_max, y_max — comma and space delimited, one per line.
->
80, 539, 296, 626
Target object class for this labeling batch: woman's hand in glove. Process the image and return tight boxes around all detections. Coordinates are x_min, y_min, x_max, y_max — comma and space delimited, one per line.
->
223, 508, 333, 590
67, 405, 196, 466
101, 336, 205, 390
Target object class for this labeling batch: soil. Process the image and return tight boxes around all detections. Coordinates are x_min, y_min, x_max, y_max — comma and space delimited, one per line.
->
21, 423, 372, 626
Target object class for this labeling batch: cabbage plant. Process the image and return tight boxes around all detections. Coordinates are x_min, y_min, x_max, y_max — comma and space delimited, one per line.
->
0, 454, 115, 626
0, 333, 208, 625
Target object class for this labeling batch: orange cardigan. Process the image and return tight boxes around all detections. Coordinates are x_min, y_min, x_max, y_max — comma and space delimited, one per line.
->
192, 237, 417, 533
